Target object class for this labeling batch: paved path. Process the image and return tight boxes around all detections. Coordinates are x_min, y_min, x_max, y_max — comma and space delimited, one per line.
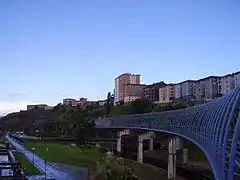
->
6, 135, 76, 180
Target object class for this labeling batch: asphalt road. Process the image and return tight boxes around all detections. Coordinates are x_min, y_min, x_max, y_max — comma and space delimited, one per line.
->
6, 135, 76, 180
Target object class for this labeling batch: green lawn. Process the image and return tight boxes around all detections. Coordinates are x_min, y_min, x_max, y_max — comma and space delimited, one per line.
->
24, 140, 104, 171
23, 140, 184, 180
13, 151, 42, 176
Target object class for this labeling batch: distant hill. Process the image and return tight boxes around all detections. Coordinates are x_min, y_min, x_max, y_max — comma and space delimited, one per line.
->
0, 104, 106, 136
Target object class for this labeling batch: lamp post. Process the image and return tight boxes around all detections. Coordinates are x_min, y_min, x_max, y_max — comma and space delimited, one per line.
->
32, 148, 35, 164
36, 129, 39, 137
45, 147, 48, 180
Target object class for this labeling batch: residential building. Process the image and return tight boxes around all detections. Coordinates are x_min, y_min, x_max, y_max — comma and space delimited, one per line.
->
77, 97, 88, 106
158, 84, 174, 104
174, 80, 196, 101
27, 104, 53, 110
195, 76, 219, 103
218, 75, 234, 95
114, 73, 140, 105
234, 71, 240, 88
195, 80, 205, 103
181, 81, 195, 97
63, 98, 77, 106
204, 76, 219, 101
144, 81, 166, 102
124, 84, 146, 103
174, 83, 181, 99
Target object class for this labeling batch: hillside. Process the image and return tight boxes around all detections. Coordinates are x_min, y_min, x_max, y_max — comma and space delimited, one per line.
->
0, 99, 189, 137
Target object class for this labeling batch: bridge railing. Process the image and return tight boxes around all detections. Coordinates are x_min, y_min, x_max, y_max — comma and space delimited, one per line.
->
95, 85, 240, 180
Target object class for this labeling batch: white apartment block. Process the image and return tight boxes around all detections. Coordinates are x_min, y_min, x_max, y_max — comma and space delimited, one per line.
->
174, 84, 181, 99
174, 81, 195, 101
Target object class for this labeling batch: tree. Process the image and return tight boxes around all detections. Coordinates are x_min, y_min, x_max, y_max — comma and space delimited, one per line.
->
52, 103, 62, 112
94, 152, 138, 180
174, 102, 187, 109
152, 104, 164, 112
105, 92, 113, 115
131, 98, 154, 114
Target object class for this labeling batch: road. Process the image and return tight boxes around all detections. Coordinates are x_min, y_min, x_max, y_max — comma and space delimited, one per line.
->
5, 135, 76, 180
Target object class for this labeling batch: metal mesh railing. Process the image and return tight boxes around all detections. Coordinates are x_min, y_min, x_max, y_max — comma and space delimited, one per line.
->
95, 85, 240, 180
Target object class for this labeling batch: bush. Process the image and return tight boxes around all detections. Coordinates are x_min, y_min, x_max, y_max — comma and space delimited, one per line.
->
93, 151, 139, 180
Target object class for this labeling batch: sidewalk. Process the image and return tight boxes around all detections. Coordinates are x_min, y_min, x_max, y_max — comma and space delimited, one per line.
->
6, 135, 75, 180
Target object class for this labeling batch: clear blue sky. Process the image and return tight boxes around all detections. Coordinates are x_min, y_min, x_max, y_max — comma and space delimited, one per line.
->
0, 0, 239, 115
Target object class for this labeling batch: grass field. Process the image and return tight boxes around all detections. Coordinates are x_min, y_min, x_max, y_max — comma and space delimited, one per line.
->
13, 151, 42, 176
24, 140, 104, 171
23, 140, 184, 180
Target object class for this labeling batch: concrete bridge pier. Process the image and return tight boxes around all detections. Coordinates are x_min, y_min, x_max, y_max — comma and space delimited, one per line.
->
168, 138, 176, 180
168, 137, 188, 179
95, 143, 100, 148
137, 131, 155, 163
182, 148, 188, 165
117, 129, 130, 154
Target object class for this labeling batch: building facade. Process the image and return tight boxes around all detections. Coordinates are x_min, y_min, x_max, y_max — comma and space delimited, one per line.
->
174, 83, 181, 99
204, 76, 219, 101
195, 76, 219, 103
124, 84, 146, 103
27, 104, 52, 110
114, 73, 140, 105
77, 97, 88, 106
174, 80, 196, 101
218, 75, 234, 95
63, 98, 77, 106
234, 71, 240, 88
158, 84, 174, 104
144, 81, 166, 102
195, 80, 206, 103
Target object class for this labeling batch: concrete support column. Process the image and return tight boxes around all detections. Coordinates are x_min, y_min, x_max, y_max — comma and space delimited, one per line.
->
174, 137, 188, 165
117, 136, 122, 152
116, 129, 130, 154
149, 138, 153, 151
175, 137, 183, 151
137, 140, 143, 163
137, 131, 155, 163
182, 148, 188, 165
95, 143, 100, 148
168, 138, 176, 180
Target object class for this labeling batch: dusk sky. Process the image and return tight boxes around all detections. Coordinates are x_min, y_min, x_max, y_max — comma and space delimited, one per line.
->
0, 0, 239, 115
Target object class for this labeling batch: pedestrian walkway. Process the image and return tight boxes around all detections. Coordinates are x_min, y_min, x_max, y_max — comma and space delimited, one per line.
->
6, 135, 76, 180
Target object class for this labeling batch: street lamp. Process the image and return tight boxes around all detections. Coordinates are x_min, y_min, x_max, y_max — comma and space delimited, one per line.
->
45, 148, 48, 180
32, 148, 35, 164
36, 129, 39, 137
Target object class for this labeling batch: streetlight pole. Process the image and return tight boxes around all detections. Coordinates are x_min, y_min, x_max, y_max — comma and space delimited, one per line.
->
45, 147, 48, 180
32, 147, 35, 165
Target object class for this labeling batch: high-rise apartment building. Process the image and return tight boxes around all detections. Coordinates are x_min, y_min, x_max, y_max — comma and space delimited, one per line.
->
234, 71, 240, 88
195, 76, 219, 103
218, 75, 234, 95
144, 82, 166, 102
124, 84, 146, 103
174, 80, 196, 101
174, 83, 181, 99
114, 73, 140, 105
158, 84, 174, 104
204, 76, 219, 101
